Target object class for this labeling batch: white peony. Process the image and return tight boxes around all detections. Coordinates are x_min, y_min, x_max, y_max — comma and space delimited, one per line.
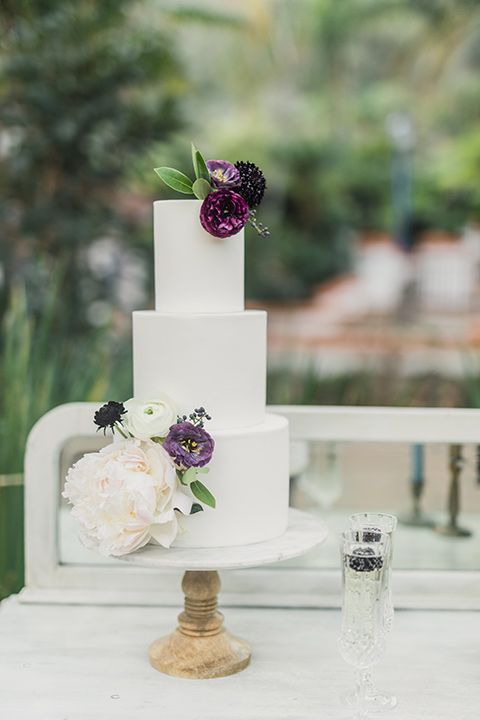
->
62, 438, 193, 556
123, 392, 177, 441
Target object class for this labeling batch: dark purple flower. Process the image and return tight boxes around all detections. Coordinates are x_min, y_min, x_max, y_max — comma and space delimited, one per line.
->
200, 189, 249, 239
163, 422, 215, 469
94, 401, 126, 434
206, 160, 240, 189
234, 160, 266, 209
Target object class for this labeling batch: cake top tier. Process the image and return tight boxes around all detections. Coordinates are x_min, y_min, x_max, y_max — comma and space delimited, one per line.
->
154, 199, 245, 314
152, 145, 269, 314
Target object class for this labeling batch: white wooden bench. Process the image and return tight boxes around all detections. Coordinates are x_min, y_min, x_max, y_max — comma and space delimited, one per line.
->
19, 401, 480, 609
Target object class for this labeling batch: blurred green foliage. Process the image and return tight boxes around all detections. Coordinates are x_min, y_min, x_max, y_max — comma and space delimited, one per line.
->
4, 0, 480, 307
171, 0, 480, 298
0, 0, 186, 327
245, 138, 392, 299
0, 277, 133, 598
267, 366, 467, 408
0, 279, 132, 478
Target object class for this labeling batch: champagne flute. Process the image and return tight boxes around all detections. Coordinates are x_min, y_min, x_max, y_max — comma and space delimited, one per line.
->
347, 513, 398, 712
338, 530, 391, 718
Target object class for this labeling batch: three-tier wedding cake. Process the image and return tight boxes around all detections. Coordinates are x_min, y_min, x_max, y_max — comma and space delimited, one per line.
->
133, 199, 289, 547
64, 148, 290, 556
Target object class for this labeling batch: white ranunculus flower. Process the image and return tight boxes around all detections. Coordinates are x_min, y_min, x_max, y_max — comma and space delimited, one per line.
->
123, 392, 177, 440
62, 438, 193, 556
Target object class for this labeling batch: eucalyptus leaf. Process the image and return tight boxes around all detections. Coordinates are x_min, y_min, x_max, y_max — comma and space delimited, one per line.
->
195, 150, 211, 182
193, 178, 212, 200
154, 167, 193, 194
191, 142, 199, 176
182, 467, 197, 485
195, 467, 210, 474
190, 480, 216, 509
190, 503, 204, 515
176, 469, 186, 485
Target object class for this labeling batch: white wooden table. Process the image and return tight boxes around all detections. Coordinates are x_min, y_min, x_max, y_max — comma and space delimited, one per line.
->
1, 594, 479, 719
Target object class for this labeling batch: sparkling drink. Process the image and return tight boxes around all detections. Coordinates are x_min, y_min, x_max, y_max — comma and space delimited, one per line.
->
338, 530, 391, 718
349, 513, 397, 634
339, 558, 387, 669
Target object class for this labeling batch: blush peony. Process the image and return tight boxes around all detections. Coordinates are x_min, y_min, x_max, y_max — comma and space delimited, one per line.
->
62, 438, 193, 556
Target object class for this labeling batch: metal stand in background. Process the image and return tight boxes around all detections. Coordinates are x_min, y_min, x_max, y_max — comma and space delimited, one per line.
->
386, 111, 414, 252
399, 444, 435, 527
434, 444, 472, 538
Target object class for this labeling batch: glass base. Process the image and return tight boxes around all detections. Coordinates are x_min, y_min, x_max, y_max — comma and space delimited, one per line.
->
342, 686, 397, 713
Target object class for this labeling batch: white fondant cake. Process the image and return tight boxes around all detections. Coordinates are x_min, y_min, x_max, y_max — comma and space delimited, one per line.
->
133, 199, 289, 548
173, 415, 289, 547
133, 310, 266, 429
154, 200, 244, 313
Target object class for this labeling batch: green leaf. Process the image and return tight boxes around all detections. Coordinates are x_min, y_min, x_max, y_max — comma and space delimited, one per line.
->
191, 144, 210, 182
190, 480, 216, 509
192, 178, 212, 200
195, 150, 211, 182
195, 467, 210, 474
190, 503, 204, 515
182, 467, 197, 485
176, 469, 186, 485
191, 142, 199, 175
154, 167, 193, 194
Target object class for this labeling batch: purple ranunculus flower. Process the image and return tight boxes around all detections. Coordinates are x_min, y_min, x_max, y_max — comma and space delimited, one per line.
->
206, 160, 240, 189
200, 189, 249, 239
163, 422, 215, 469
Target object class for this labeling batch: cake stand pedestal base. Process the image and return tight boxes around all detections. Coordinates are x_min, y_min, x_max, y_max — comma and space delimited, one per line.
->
119, 509, 328, 679
149, 570, 251, 678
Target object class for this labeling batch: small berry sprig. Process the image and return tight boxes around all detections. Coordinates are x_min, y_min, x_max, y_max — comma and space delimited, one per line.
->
249, 209, 270, 237
177, 407, 212, 428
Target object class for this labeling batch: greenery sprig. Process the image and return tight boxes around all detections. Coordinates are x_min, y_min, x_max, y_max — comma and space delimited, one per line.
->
154, 144, 212, 200
154, 142, 269, 239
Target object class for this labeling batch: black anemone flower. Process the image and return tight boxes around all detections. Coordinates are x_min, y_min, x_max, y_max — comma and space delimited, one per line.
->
94, 401, 126, 434
234, 161, 266, 209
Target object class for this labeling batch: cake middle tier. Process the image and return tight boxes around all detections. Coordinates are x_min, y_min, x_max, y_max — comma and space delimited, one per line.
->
132, 310, 267, 430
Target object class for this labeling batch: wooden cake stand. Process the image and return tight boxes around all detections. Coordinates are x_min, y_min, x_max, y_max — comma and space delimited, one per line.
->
119, 508, 327, 680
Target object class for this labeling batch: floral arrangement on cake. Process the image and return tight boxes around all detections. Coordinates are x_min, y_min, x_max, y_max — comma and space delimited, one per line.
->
154, 143, 269, 239
62, 393, 216, 557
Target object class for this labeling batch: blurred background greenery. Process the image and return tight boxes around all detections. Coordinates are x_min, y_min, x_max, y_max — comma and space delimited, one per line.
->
2, 0, 480, 596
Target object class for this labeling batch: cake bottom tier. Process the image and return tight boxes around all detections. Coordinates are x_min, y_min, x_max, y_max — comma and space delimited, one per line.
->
170, 413, 289, 548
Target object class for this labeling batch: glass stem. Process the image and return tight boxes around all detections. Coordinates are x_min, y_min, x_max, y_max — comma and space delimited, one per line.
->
355, 668, 369, 717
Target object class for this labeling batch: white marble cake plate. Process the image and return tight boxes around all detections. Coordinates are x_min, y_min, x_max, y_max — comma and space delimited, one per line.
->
119, 507, 328, 571
117, 509, 328, 680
